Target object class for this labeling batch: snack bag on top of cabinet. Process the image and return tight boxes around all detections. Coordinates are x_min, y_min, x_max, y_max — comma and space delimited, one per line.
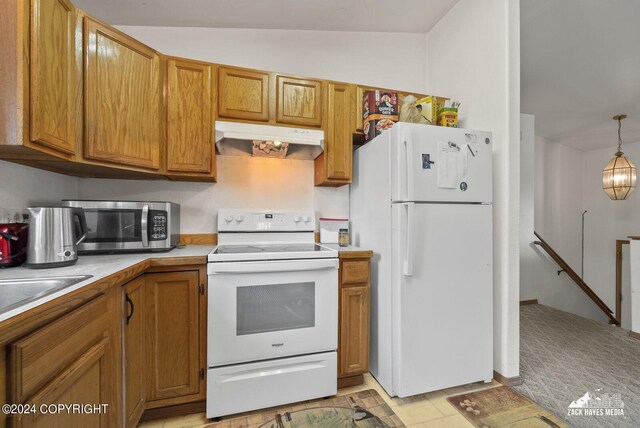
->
363, 90, 398, 141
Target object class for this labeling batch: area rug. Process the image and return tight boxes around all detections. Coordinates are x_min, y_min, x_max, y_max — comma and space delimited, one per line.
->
206, 389, 405, 428
447, 386, 568, 428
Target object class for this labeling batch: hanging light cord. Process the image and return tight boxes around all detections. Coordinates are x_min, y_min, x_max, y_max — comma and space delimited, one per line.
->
616, 117, 623, 156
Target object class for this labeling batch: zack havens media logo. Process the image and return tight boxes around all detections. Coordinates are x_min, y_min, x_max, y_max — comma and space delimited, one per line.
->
567, 389, 624, 417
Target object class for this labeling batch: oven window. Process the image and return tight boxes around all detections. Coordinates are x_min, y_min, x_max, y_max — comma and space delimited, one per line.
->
83, 209, 142, 243
236, 282, 315, 335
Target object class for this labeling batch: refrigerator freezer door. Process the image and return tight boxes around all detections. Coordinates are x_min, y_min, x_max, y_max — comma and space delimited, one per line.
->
391, 202, 493, 397
390, 123, 492, 203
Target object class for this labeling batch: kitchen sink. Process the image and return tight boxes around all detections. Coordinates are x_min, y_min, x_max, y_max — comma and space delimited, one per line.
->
0, 275, 93, 316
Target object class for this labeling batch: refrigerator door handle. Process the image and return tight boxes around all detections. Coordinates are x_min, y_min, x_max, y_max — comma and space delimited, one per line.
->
403, 202, 415, 276
404, 138, 415, 201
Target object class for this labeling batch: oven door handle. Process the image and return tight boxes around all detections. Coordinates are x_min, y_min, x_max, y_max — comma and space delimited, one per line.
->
208, 259, 339, 274
141, 204, 149, 248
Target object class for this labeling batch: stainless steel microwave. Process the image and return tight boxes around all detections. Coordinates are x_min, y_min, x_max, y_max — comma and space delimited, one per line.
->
61, 200, 180, 254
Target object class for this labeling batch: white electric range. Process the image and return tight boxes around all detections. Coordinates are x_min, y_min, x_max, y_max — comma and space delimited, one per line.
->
206, 209, 339, 419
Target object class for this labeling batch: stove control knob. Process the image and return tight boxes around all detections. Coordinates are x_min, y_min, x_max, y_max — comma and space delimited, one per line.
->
293, 216, 301, 223
302, 216, 311, 223
235, 215, 244, 222
225, 216, 233, 223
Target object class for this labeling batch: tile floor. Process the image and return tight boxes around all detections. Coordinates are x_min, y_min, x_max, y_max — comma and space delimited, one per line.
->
139, 374, 501, 427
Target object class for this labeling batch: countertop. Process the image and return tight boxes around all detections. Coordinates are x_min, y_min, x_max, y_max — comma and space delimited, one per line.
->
320, 243, 373, 254
0, 245, 214, 323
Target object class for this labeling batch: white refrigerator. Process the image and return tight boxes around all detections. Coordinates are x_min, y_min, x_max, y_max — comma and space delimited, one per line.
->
350, 122, 493, 397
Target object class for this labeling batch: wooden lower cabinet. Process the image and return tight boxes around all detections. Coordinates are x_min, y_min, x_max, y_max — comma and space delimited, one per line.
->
123, 277, 146, 428
338, 253, 372, 387
144, 270, 205, 407
7, 293, 118, 427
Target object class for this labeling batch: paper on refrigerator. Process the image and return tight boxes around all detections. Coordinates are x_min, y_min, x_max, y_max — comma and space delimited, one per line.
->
437, 141, 468, 188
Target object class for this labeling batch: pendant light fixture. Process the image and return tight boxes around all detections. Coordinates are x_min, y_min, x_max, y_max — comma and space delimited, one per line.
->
602, 114, 636, 200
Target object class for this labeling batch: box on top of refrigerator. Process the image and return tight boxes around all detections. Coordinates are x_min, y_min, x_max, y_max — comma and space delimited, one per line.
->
363, 90, 398, 141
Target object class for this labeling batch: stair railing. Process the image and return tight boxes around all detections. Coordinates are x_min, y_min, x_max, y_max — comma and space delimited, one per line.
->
533, 231, 619, 325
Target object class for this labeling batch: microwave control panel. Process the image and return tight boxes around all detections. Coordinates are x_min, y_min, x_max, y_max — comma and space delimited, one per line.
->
149, 210, 168, 241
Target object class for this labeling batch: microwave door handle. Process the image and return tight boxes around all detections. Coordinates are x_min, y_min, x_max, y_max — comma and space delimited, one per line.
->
141, 204, 149, 247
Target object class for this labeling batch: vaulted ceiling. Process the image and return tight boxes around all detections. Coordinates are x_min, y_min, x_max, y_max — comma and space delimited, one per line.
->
72, 0, 458, 33
521, 0, 640, 150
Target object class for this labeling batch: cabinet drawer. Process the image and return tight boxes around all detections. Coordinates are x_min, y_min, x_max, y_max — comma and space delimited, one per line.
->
341, 260, 370, 285
9, 295, 108, 402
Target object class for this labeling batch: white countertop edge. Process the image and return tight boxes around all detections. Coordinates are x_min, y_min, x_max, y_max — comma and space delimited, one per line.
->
0, 246, 214, 324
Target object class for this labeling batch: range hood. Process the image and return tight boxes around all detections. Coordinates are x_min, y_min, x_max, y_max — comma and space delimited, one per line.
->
214, 121, 324, 160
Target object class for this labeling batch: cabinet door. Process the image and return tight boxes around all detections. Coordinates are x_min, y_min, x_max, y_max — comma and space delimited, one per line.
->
315, 82, 353, 185
29, 0, 78, 156
339, 285, 370, 378
15, 339, 110, 428
123, 277, 145, 428
276, 75, 322, 127
84, 17, 161, 169
145, 271, 201, 403
354, 86, 366, 134
218, 67, 269, 122
166, 58, 215, 177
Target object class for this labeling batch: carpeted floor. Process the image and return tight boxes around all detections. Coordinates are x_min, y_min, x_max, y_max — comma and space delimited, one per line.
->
514, 304, 640, 428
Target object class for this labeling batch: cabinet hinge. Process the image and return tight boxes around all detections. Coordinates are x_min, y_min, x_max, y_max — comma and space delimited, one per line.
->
199, 283, 205, 295
200, 368, 205, 380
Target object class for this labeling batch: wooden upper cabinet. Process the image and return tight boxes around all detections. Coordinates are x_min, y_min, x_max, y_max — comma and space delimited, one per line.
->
218, 66, 269, 122
165, 58, 216, 179
353, 86, 367, 134
315, 82, 353, 185
84, 17, 162, 170
276, 75, 323, 127
29, 0, 78, 156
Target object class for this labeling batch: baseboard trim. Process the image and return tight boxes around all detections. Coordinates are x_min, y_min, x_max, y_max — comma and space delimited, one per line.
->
630, 331, 640, 340
140, 400, 206, 422
338, 374, 364, 388
493, 370, 524, 387
520, 299, 538, 306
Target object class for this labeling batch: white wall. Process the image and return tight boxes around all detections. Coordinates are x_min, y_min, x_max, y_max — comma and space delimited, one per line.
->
115, 26, 429, 94
529, 137, 608, 322
629, 241, 640, 333
520, 114, 538, 301
77, 156, 348, 233
582, 140, 640, 326
531, 136, 640, 325
0, 160, 78, 221
426, 0, 521, 378
75, 25, 432, 232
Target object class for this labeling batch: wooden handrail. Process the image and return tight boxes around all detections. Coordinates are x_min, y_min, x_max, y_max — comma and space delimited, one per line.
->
533, 231, 619, 325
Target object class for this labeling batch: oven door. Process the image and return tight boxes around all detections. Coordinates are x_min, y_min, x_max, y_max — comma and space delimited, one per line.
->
207, 258, 339, 366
